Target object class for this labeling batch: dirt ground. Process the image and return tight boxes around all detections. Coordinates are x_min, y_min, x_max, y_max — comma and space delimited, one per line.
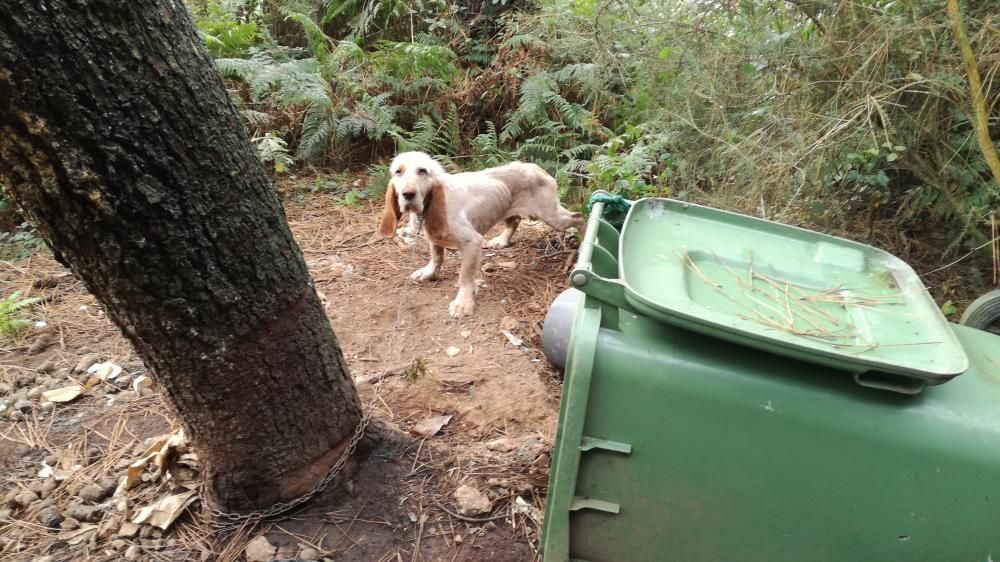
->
0, 184, 577, 561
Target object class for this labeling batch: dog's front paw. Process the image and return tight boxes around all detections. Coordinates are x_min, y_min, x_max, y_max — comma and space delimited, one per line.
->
448, 293, 476, 318
410, 266, 437, 281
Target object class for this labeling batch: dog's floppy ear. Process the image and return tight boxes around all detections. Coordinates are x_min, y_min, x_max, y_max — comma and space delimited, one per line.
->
423, 178, 449, 242
378, 180, 402, 238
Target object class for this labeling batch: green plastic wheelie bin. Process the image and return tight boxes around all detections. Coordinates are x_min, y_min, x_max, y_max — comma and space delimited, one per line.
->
540, 196, 1000, 562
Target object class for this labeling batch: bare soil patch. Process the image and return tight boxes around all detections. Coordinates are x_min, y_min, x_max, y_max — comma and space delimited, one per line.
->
0, 187, 575, 561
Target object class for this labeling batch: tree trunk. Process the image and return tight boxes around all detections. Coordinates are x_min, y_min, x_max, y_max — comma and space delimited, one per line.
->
0, 0, 362, 515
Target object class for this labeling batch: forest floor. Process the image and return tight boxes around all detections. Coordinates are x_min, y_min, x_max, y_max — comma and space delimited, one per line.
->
0, 178, 577, 561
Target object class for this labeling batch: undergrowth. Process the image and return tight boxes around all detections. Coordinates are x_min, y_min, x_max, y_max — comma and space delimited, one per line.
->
0, 291, 39, 337
194, 0, 998, 283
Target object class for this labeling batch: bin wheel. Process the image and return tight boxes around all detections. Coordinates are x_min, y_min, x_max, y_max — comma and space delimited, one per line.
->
960, 289, 1000, 334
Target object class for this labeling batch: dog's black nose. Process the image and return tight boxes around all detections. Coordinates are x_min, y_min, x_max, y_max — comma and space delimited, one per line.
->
402, 191, 416, 200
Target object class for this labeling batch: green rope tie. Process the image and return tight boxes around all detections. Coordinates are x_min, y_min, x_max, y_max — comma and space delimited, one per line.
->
587, 191, 632, 229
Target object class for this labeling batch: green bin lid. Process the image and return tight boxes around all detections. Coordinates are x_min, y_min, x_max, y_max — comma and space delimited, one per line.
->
617, 198, 969, 382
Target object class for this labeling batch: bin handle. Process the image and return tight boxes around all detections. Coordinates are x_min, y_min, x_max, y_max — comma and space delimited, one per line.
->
570, 195, 637, 313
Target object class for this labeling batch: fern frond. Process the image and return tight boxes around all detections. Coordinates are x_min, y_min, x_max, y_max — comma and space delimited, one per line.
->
298, 107, 334, 161
240, 109, 273, 130
503, 33, 545, 52
215, 58, 260, 82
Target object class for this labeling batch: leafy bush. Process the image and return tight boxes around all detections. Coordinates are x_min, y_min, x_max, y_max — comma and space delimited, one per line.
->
0, 291, 39, 337
196, 0, 1000, 267
252, 132, 294, 173
0, 222, 44, 261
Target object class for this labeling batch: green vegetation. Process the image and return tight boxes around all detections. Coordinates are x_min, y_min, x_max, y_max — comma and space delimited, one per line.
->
196, 1, 997, 250
0, 291, 39, 337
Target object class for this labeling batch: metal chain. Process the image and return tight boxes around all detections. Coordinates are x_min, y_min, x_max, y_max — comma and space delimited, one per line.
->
210, 229, 420, 532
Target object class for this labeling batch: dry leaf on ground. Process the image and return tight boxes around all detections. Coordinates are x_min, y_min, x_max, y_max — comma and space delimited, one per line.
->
513, 496, 543, 525
410, 414, 452, 437
131, 490, 197, 530
41, 385, 84, 403
123, 428, 187, 490
87, 361, 123, 381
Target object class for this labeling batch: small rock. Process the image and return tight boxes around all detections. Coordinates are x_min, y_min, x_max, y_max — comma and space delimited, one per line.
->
113, 375, 134, 390
13, 399, 31, 413
34, 498, 54, 511
453, 533, 463, 544
15, 374, 35, 389
85, 446, 103, 465
28, 333, 54, 355
118, 521, 140, 538
124, 544, 142, 560
38, 401, 55, 413
499, 316, 520, 332
0, 509, 11, 522
110, 391, 137, 405
245, 535, 276, 562
139, 525, 161, 539
2, 489, 19, 508
300, 547, 319, 559
36, 360, 57, 374
453, 484, 492, 516
37, 505, 64, 528
73, 353, 101, 374
460, 329, 472, 338
78, 483, 107, 503
0, 488, 21, 509
446, 346, 460, 357
110, 539, 127, 551
8, 410, 24, 422
98, 515, 122, 539
14, 490, 39, 508
55, 367, 71, 379
43, 454, 58, 466
0, 382, 11, 396
39, 479, 58, 499
141, 538, 164, 549
99, 477, 119, 496
484, 521, 497, 530
64, 503, 103, 522
64, 480, 84, 497
26, 386, 43, 400
60, 517, 81, 530
29, 480, 46, 495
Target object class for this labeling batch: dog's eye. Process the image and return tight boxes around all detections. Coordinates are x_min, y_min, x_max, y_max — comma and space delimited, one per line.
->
417, 168, 427, 175
393, 169, 402, 176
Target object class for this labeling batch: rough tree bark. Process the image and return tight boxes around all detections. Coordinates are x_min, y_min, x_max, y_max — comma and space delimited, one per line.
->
0, 1, 362, 514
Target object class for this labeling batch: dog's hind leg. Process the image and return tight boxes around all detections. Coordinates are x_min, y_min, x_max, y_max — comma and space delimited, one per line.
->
536, 200, 585, 232
485, 216, 521, 249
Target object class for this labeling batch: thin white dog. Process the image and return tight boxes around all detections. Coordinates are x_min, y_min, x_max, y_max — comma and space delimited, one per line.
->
378, 151, 584, 318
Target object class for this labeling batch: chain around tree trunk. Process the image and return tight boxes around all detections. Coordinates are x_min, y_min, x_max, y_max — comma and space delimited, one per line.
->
209, 235, 420, 532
